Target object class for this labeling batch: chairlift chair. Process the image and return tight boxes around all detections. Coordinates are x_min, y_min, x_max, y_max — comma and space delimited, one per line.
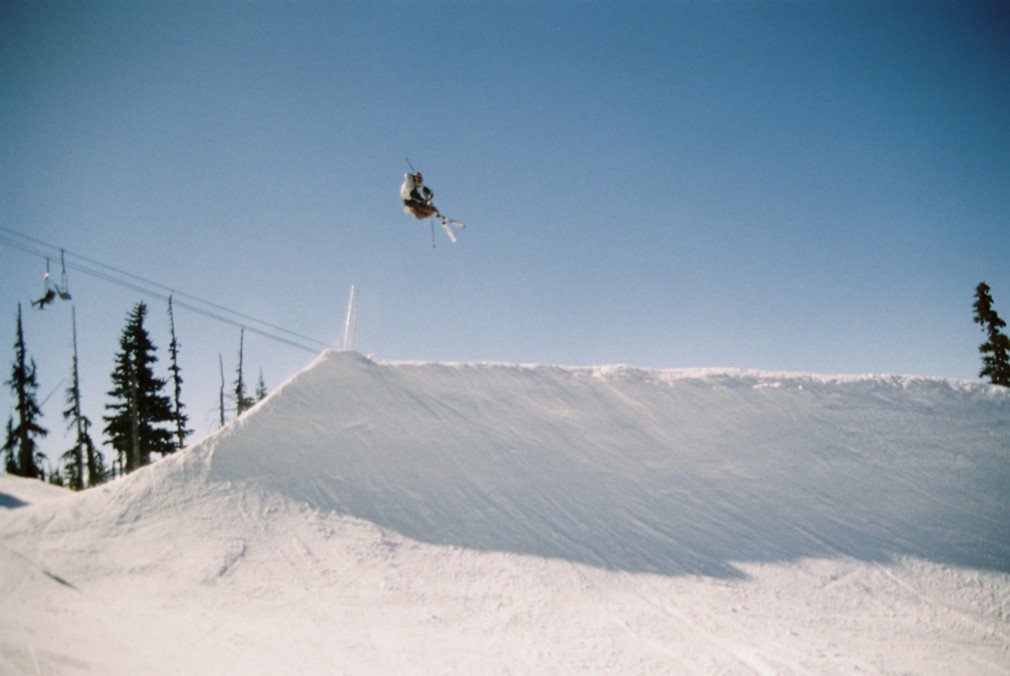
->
30, 252, 71, 309
31, 258, 57, 311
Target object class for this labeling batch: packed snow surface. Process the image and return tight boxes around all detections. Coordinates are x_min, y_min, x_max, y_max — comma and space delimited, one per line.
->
2, 350, 1009, 673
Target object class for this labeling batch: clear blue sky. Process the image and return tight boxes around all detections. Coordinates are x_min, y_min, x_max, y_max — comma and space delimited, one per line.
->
2, 1, 1009, 461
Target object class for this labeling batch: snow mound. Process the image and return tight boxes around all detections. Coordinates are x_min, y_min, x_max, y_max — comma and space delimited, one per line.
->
200, 350, 1010, 577
0, 474, 69, 509
3, 350, 1010, 673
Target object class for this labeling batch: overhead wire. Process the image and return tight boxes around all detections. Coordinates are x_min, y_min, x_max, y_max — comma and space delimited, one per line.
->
0, 228, 333, 355
0, 226, 331, 349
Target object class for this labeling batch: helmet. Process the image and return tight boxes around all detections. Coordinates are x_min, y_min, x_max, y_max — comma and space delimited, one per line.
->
415, 172, 423, 183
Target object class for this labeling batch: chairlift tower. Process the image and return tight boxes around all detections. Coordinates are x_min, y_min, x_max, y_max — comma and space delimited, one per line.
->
342, 285, 358, 351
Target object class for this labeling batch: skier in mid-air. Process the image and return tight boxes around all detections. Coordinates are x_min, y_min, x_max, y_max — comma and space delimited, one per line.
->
400, 169, 465, 244
401, 171, 436, 218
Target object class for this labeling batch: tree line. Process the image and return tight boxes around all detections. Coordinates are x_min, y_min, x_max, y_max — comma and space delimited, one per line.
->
4, 299, 267, 488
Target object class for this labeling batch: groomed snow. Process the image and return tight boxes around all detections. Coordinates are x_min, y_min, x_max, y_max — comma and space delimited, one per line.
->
2, 350, 1008, 673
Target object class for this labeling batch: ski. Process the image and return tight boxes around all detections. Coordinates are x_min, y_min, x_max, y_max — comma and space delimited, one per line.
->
439, 216, 458, 243
433, 210, 465, 243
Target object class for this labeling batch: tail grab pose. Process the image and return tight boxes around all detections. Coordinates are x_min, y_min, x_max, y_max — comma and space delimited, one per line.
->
400, 171, 465, 244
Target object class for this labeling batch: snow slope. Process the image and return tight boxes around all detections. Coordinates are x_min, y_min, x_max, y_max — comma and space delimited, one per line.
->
2, 350, 1009, 673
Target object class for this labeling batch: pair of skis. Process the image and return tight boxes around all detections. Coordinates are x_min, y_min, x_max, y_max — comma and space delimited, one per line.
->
431, 211, 465, 246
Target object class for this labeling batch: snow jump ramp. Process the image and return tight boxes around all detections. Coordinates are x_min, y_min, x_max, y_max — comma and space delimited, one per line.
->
202, 350, 1010, 577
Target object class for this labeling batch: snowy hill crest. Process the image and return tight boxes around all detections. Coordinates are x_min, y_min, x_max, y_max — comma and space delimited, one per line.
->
201, 350, 1010, 577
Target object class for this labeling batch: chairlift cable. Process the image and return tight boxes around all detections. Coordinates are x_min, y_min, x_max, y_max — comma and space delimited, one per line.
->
64, 257, 322, 354
0, 231, 325, 354
0, 227, 330, 349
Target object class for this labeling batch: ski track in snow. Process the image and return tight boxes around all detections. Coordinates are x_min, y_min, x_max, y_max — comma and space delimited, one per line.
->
2, 350, 1009, 673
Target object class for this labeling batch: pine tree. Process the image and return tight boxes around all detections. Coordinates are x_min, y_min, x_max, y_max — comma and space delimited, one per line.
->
233, 329, 255, 416
3, 417, 16, 474
62, 308, 104, 489
973, 282, 1010, 387
166, 297, 192, 449
4, 304, 47, 479
255, 369, 268, 403
61, 310, 86, 490
103, 302, 174, 473
218, 353, 226, 428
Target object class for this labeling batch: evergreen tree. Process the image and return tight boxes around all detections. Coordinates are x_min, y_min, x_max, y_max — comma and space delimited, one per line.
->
218, 353, 226, 428
233, 329, 255, 416
166, 297, 192, 449
255, 369, 268, 402
4, 304, 47, 478
103, 302, 174, 473
973, 282, 1010, 387
3, 417, 16, 474
62, 308, 104, 489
